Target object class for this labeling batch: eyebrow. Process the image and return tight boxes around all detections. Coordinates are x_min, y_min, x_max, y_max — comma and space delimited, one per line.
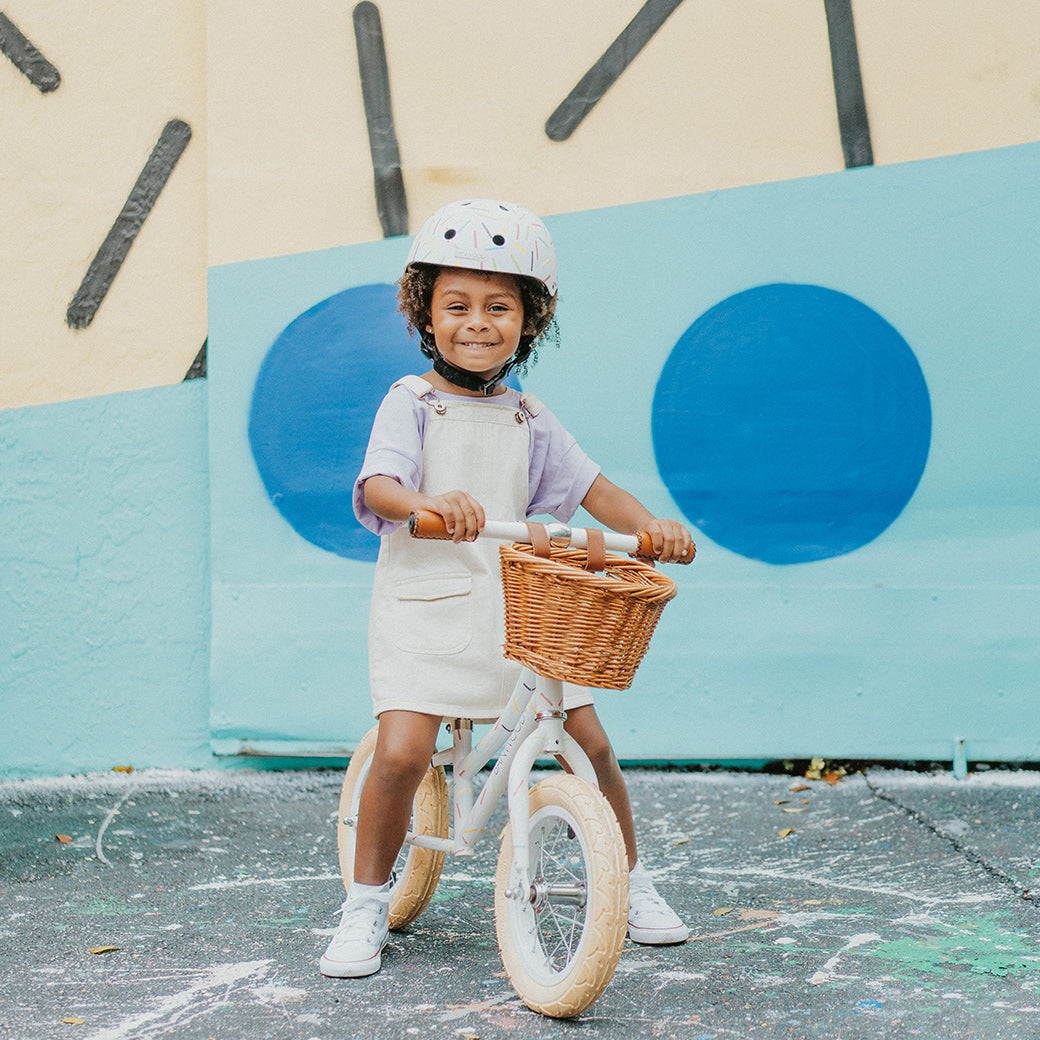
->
437, 287, 520, 302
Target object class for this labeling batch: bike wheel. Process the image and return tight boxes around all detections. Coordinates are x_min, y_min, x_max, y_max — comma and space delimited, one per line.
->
494, 774, 628, 1018
336, 724, 449, 930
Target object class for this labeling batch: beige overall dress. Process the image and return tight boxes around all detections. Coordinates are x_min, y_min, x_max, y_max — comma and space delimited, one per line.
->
367, 376, 593, 721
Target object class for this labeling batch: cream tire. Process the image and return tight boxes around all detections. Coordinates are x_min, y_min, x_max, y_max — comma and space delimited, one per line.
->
336, 724, 449, 930
494, 774, 628, 1018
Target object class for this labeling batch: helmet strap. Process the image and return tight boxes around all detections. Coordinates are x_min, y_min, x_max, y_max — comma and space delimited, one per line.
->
420, 331, 518, 396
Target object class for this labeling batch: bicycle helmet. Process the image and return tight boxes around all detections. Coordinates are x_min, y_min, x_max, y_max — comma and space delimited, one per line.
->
406, 199, 558, 298
404, 199, 558, 394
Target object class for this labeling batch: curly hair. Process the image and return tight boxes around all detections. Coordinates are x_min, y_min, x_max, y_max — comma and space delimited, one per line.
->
397, 263, 558, 373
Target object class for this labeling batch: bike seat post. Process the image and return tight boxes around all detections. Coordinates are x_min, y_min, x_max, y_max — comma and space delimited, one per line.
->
451, 718, 474, 842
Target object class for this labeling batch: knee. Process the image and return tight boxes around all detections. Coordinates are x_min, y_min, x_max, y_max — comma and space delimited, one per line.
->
584, 735, 618, 775
573, 727, 617, 776
370, 742, 431, 790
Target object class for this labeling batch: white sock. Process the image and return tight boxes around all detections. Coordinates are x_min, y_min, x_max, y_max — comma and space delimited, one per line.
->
347, 880, 392, 905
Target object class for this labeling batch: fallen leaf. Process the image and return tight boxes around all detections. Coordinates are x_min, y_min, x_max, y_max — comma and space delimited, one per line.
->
112, 766, 134, 774
823, 769, 846, 785
456, 1030, 481, 1040
789, 784, 811, 792
89, 946, 121, 955
805, 756, 827, 779
712, 907, 734, 916
672, 837, 690, 846
778, 828, 795, 838
54, 835, 73, 844
61, 1019, 85, 1026
781, 807, 807, 813
773, 799, 790, 805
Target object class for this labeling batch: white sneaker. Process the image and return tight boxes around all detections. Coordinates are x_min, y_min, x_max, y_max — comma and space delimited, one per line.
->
319, 888, 390, 978
627, 861, 689, 945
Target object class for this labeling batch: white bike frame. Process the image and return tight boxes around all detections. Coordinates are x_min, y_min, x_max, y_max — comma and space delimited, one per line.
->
388, 519, 645, 902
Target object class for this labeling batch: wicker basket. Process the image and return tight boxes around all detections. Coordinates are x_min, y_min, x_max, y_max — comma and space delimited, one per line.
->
499, 542, 678, 690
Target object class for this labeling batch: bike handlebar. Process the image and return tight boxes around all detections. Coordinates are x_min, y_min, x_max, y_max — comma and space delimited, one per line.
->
408, 509, 694, 564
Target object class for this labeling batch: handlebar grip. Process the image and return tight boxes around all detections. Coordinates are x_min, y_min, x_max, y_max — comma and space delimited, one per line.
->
634, 531, 697, 564
408, 509, 452, 539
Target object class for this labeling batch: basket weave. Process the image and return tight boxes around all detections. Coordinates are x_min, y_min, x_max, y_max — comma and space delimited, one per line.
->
499, 543, 678, 690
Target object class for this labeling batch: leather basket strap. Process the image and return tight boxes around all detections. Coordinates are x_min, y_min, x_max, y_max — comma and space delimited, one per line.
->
525, 522, 553, 558
583, 527, 606, 572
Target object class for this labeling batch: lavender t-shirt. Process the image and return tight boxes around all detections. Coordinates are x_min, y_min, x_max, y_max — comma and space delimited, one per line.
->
353, 383, 600, 536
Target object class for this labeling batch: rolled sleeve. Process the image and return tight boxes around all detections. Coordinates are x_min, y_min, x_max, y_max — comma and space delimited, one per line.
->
527, 408, 600, 522
353, 386, 427, 535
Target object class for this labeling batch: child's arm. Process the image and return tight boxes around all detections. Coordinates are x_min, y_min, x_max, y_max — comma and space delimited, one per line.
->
362, 474, 485, 543
580, 474, 695, 563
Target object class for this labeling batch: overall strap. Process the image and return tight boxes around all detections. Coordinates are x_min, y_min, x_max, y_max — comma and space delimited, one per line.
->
393, 374, 436, 399
518, 392, 544, 418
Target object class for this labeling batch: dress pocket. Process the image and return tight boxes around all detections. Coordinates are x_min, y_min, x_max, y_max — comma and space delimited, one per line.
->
390, 572, 474, 655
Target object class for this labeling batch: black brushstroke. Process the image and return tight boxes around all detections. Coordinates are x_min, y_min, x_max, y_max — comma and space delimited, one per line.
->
823, 0, 873, 168
353, 2, 408, 237
545, 0, 684, 142
0, 12, 60, 92
67, 119, 192, 330
184, 339, 207, 380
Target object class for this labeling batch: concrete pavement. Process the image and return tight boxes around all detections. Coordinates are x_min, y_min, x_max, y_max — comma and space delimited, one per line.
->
2, 763, 1039, 1039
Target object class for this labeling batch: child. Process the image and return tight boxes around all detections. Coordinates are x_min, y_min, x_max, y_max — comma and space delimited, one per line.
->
321, 199, 695, 979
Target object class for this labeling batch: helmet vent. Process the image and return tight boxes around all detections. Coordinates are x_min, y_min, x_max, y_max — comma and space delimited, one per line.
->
444, 229, 456, 239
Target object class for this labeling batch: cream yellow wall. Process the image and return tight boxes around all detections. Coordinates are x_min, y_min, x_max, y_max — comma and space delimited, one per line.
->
207, 0, 1040, 267
0, 1, 205, 409
3, 1, 1037, 408
854, 1, 1040, 165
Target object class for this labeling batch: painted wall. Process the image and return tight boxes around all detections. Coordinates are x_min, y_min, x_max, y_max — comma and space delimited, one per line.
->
2, 1, 1039, 778
0, 383, 212, 777
208, 145, 1040, 765
0, 2, 206, 409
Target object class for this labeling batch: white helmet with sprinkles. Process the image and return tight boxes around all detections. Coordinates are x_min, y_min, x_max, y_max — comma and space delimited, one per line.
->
406, 198, 558, 298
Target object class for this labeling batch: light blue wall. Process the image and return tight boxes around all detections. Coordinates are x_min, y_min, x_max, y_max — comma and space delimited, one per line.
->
1, 383, 212, 778
207, 145, 1040, 768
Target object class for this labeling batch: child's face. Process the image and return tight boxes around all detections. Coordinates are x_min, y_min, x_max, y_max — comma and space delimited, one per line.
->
427, 269, 526, 381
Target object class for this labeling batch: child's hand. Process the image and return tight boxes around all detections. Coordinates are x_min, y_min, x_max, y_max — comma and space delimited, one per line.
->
642, 518, 696, 564
425, 491, 485, 543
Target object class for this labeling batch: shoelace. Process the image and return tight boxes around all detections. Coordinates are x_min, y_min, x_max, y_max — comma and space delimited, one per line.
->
628, 878, 675, 919
329, 899, 386, 948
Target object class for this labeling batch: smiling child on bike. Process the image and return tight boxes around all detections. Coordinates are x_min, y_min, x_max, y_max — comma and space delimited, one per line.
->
321, 199, 694, 979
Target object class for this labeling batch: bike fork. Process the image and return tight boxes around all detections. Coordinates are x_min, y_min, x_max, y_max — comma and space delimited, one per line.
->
503, 673, 598, 902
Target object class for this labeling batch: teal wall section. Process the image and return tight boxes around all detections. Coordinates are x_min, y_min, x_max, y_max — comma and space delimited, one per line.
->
208, 145, 1040, 766
1, 383, 212, 778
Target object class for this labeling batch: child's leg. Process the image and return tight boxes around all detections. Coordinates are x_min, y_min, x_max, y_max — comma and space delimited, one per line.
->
561, 704, 637, 867
564, 704, 689, 945
353, 710, 443, 885
320, 710, 442, 978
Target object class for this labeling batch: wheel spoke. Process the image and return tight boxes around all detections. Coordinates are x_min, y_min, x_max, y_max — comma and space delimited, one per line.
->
532, 817, 588, 970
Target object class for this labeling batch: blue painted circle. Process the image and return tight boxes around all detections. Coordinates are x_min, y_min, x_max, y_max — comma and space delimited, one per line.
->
248, 283, 422, 562
651, 284, 931, 564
